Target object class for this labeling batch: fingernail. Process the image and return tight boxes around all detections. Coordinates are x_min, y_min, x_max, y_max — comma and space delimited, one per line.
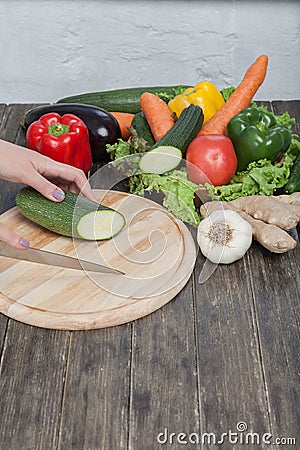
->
20, 238, 30, 249
52, 189, 65, 201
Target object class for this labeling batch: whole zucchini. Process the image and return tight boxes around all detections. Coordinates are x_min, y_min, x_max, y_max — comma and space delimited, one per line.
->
56, 85, 190, 114
152, 104, 204, 156
21, 103, 121, 162
284, 153, 300, 193
16, 187, 125, 240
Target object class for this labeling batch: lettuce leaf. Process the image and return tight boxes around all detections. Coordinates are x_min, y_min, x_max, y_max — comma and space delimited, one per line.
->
129, 169, 200, 226
206, 138, 300, 201
155, 85, 188, 102
106, 130, 150, 175
220, 86, 236, 102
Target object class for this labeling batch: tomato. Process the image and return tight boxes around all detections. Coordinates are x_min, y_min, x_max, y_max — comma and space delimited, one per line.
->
186, 134, 237, 186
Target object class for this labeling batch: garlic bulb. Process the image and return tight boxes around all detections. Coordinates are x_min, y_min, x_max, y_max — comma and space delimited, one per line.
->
197, 209, 252, 264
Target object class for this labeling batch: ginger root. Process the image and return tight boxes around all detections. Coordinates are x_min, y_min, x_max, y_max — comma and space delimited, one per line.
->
274, 192, 300, 205
272, 193, 300, 220
200, 194, 299, 254
230, 195, 298, 231
236, 210, 297, 253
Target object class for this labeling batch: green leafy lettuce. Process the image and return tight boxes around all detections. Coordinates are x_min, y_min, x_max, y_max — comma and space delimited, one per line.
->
155, 85, 188, 103
129, 169, 200, 226
106, 129, 149, 175
206, 138, 300, 201
220, 86, 236, 102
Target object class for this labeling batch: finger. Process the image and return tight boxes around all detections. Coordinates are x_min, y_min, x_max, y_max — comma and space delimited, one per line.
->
67, 182, 96, 200
56, 179, 97, 202
0, 223, 29, 249
56, 167, 97, 202
23, 170, 65, 202
37, 160, 97, 202
76, 179, 98, 202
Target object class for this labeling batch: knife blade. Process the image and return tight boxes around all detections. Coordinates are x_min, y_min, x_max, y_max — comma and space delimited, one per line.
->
0, 242, 124, 275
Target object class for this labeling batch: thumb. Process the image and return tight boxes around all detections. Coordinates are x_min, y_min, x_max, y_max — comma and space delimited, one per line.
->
0, 222, 30, 249
25, 172, 65, 202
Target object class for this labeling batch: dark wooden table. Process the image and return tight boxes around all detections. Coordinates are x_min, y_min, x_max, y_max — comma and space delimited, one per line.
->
0, 102, 299, 450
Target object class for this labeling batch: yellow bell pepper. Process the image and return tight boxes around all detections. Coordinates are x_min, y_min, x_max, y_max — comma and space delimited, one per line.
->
168, 81, 225, 123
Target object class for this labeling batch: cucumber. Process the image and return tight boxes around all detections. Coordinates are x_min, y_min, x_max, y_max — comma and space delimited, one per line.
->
56, 85, 190, 114
284, 153, 300, 193
138, 104, 203, 174
152, 104, 204, 156
139, 146, 182, 174
16, 187, 125, 240
131, 112, 155, 146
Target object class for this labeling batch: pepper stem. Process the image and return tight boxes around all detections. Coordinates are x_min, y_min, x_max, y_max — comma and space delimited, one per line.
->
48, 123, 70, 136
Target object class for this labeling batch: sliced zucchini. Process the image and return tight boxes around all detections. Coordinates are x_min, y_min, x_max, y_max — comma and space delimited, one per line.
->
16, 187, 125, 241
76, 210, 125, 240
139, 146, 182, 174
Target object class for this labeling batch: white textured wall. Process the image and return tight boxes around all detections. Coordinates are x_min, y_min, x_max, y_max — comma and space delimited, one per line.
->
0, 0, 299, 103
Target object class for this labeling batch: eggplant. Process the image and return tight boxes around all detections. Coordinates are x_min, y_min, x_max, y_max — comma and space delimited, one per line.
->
21, 103, 121, 161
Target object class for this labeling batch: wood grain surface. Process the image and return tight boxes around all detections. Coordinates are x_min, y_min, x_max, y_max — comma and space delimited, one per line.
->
0, 102, 299, 450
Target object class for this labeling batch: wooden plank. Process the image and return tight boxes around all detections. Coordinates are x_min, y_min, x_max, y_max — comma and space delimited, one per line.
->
57, 326, 131, 450
0, 314, 8, 357
245, 240, 300, 445
128, 275, 200, 449
0, 105, 70, 450
0, 105, 10, 344
247, 100, 300, 442
193, 104, 273, 441
0, 104, 33, 357
0, 104, 6, 132
0, 321, 70, 450
193, 100, 300, 446
194, 250, 272, 443
0, 103, 39, 145
90, 174, 200, 447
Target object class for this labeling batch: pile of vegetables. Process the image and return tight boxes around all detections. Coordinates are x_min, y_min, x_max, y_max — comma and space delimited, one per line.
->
20, 54, 300, 262
105, 54, 299, 262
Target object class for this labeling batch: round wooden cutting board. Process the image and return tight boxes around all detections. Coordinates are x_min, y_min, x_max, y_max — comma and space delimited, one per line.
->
0, 190, 196, 330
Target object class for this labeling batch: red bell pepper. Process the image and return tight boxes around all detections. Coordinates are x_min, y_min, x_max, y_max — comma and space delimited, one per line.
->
26, 113, 92, 174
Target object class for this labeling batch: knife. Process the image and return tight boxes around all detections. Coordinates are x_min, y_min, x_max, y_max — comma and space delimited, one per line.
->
0, 242, 124, 275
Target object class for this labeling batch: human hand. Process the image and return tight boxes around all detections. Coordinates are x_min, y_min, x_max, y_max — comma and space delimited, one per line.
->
0, 139, 97, 249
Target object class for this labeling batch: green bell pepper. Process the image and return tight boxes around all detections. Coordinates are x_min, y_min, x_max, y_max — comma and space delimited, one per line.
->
227, 107, 292, 172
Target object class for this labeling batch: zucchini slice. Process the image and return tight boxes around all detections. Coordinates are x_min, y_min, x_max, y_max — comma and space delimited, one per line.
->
76, 210, 125, 240
139, 146, 182, 174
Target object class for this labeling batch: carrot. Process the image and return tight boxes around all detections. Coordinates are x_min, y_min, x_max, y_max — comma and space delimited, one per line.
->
198, 54, 269, 136
110, 112, 135, 140
140, 92, 175, 141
